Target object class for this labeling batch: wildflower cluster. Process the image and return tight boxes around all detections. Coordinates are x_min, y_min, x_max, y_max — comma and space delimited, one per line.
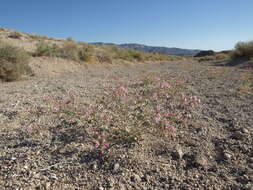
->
26, 74, 201, 154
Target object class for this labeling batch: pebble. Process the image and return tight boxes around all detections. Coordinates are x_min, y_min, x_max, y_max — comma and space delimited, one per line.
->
98, 186, 104, 190
107, 177, 115, 187
131, 174, 142, 183
249, 157, 253, 163
143, 174, 151, 182
195, 154, 208, 167
224, 152, 232, 160
92, 163, 98, 170
249, 164, 253, 169
113, 163, 120, 171
175, 145, 184, 159
119, 183, 126, 190
242, 128, 249, 133
45, 182, 51, 189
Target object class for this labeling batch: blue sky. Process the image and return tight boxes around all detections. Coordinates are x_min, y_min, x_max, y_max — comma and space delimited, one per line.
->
0, 0, 252, 51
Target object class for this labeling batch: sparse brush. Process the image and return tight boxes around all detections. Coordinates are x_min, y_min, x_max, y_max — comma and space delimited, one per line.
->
33, 41, 60, 57
0, 42, 31, 81
33, 41, 94, 63
78, 44, 94, 62
230, 41, 253, 60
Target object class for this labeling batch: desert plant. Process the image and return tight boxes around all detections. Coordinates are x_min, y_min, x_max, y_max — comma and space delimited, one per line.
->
0, 42, 31, 81
230, 41, 253, 59
33, 41, 60, 57
33, 41, 95, 63
26, 74, 201, 155
58, 41, 79, 61
77, 44, 94, 62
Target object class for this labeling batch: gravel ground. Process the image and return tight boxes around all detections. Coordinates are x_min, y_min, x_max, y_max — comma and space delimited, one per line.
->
0, 60, 252, 190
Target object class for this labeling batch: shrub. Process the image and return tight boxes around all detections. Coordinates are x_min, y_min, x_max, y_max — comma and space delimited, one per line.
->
33, 41, 60, 57
230, 41, 253, 59
33, 41, 94, 63
0, 42, 31, 81
58, 42, 79, 61
77, 44, 94, 62
29, 34, 47, 40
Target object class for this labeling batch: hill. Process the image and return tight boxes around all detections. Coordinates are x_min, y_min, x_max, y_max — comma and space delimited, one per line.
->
93, 42, 202, 55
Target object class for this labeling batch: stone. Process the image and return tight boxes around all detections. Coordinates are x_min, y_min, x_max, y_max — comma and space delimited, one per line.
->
113, 163, 120, 171
92, 163, 98, 170
224, 152, 232, 160
175, 145, 184, 159
242, 128, 249, 134
131, 174, 142, 183
45, 182, 51, 189
143, 174, 151, 182
195, 154, 208, 167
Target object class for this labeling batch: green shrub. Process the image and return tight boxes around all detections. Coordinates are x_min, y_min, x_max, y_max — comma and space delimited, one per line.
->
96, 50, 113, 64
33, 41, 94, 63
58, 42, 79, 61
33, 41, 60, 57
230, 41, 253, 59
78, 45, 94, 62
0, 42, 31, 81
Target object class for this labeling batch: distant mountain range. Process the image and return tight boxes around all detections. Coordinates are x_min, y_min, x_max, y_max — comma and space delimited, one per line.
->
92, 43, 202, 56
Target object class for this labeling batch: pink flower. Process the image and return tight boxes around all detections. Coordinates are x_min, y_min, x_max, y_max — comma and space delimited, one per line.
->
166, 124, 177, 136
186, 114, 192, 119
42, 95, 50, 101
164, 111, 175, 117
152, 93, 158, 100
95, 141, 100, 148
161, 81, 171, 88
52, 107, 60, 113
114, 86, 128, 97
155, 114, 162, 124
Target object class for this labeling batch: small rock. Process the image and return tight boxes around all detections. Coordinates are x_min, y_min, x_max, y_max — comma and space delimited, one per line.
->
131, 174, 142, 183
242, 128, 249, 134
143, 174, 151, 182
231, 132, 244, 140
175, 145, 184, 159
107, 177, 115, 187
45, 182, 51, 189
249, 164, 253, 169
224, 152, 232, 160
119, 183, 126, 190
113, 163, 120, 171
195, 154, 208, 167
249, 157, 253, 163
92, 163, 98, 170
98, 186, 104, 190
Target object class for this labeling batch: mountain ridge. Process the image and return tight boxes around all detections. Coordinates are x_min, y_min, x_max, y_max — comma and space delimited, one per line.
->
93, 42, 202, 55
